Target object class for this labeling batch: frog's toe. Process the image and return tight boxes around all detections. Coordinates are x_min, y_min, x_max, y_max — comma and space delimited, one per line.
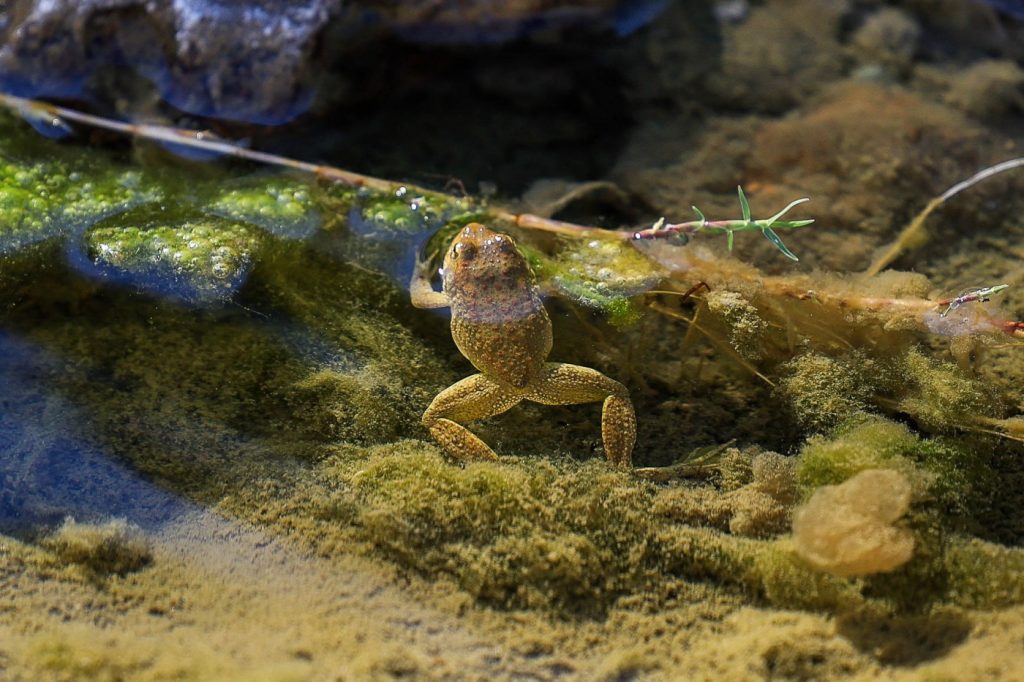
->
602, 394, 636, 468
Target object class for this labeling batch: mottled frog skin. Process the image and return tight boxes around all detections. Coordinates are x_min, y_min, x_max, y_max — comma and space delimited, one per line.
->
410, 223, 636, 467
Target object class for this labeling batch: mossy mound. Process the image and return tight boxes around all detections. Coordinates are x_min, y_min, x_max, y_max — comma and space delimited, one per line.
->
944, 538, 1024, 609
40, 518, 152, 577
310, 441, 770, 616
330, 445, 659, 613
780, 348, 998, 438
796, 415, 996, 525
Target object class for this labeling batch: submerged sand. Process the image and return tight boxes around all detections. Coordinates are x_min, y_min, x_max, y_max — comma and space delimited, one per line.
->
3, 508, 1024, 680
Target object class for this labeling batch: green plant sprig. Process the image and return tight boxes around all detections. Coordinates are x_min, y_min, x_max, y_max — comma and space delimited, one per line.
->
631, 186, 814, 261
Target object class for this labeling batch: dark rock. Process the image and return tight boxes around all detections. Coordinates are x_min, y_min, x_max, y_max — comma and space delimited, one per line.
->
0, 0, 672, 124
0, 0, 339, 124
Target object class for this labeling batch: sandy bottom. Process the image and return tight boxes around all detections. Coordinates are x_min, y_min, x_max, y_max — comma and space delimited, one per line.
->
3, 498, 1024, 681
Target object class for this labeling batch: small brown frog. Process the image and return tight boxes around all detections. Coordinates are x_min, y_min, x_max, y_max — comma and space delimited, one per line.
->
410, 223, 636, 467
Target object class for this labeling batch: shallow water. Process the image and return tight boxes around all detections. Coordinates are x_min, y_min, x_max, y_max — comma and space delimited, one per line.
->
2, 1, 1024, 680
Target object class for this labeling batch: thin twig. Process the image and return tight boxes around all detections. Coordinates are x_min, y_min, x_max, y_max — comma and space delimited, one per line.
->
7, 93, 1024, 343
0, 92, 636, 243
0, 93, 409, 192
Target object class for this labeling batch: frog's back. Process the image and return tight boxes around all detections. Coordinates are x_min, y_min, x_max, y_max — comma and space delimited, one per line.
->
443, 224, 553, 389
451, 299, 552, 388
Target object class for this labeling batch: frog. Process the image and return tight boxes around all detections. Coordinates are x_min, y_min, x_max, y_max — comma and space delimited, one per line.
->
410, 223, 636, 468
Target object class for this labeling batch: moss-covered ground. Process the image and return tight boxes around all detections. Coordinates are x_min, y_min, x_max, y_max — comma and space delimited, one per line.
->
3, 217, 1024, 678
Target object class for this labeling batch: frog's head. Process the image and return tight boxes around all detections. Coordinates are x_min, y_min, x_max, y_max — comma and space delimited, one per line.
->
441, 223, 531, 292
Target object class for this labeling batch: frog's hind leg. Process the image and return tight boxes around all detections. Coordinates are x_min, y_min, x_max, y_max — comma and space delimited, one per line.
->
524, 363, 636, 468
422, 374, 521, 462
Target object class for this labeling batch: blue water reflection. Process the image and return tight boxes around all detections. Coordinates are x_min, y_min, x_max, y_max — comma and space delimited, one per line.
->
0, 331, 191, 537
982, 0, 1024, 19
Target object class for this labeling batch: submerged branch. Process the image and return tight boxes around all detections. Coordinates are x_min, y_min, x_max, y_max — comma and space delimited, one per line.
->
4, 93, 1023, 345
0, 92, 405, 193
866, 157, 1024, 277
0, 94, 816, 254
643, 244, 1024, 342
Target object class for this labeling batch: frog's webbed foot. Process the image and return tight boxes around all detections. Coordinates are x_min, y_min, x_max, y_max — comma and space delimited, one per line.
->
524, 363, 636, 468
422, 374, 521, 462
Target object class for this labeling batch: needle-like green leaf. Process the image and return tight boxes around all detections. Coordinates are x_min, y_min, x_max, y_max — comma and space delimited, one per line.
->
774, 219, 815, 229
737, 186, 751, 223
762, 226, 799, 261
764, 197, 809, 228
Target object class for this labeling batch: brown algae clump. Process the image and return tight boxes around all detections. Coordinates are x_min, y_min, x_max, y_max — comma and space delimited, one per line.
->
779, 352, 876, 433
704, 290, 767, 361
892, 350, 992, 433
730, 452, 799, 537
779, 348, 993, 437
793, 469, 915, 578
652, 450, 798, 538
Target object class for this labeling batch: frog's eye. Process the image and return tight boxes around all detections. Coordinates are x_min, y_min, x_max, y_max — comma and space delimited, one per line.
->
452, 242, 477, 261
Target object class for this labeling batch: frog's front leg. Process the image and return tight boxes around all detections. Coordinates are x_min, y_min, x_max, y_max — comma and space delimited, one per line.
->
524, 363, 636, 468
409, 257, 449, 310
422, 374, 522, 462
